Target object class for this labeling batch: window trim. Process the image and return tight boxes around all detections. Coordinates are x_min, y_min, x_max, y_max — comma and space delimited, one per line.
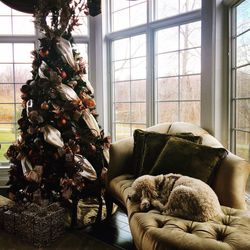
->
106, 2, 202, 140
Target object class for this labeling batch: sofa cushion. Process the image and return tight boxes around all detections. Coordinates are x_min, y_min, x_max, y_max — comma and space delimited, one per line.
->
150, 137, 228, 183
133, 129, 202, 176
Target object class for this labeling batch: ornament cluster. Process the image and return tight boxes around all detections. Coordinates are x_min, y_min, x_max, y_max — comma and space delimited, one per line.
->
5, 0, 110, 204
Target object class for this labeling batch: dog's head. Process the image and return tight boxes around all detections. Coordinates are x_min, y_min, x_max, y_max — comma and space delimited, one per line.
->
128, 175, 160, 211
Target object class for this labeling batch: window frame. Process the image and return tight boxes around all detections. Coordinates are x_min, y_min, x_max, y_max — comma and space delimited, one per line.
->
227, 0, 250, 161
106, 1, 202, 140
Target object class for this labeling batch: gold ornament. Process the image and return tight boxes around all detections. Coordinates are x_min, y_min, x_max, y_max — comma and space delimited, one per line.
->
74, 154, 97, 181
41, 125, 64, 148
82, 109, 100, 137
56, 83, 80, 102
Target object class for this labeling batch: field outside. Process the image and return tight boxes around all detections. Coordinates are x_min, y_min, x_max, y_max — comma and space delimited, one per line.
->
0, 124, 16, 163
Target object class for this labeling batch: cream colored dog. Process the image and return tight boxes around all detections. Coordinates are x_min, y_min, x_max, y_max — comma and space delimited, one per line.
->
128, 173, 223, 222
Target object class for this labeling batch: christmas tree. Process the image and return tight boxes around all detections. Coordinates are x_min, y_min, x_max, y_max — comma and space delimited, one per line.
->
5, 0, 110, 207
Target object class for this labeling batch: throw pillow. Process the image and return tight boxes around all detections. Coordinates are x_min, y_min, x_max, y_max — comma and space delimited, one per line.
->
149, 136, 228, 183
132, 129, 202, 176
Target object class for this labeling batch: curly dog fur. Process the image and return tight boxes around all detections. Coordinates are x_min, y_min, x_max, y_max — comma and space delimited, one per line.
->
128, 174, 223, 222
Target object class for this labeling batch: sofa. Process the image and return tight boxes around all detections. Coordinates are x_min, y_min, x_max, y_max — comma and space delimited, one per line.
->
107, 122, 250, 250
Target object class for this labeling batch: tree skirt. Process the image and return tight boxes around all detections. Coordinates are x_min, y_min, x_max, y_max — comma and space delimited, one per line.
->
75, 197, 117, 226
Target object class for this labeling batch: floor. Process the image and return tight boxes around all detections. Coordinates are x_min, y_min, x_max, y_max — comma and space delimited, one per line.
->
0, 190, 135, 250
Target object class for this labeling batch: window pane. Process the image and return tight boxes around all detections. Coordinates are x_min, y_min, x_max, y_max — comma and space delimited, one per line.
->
15, 104, 23, 120
0, 16, 12, 35
15, 84, 23, 103
236, 31, 250, 67
112, 0, 129, 12
115, 81, 130, 102
0, 104, 15, 123
180, 21, 201, 49
236, 99, 250, 130
0, 124, 15, 142
130, 2, 147, 28
157, 102, 178, 123
157, 77, 178, 101
155, 0, 201, 20
13, 16, 35, 35
115, 123, 130, 141
236, 0, 250, 35
156, 27, 179, 53
180, 48, 201, 75
155, 0, 179, 19
14, 43, 34, 63
113, 9, 129, 31
114, 60, 130, 81
115, 103, 130, 122
131, 103, 146, 123
180, 0, 201, 14
14, 64, 32, 83
0, 144, 11, 163
131, 80, 146, 102
113, 38, 130, 61
236, 65, 250, 98
180, 101, 200, 124
157, 52, 179, 77
236, 131, 250, 161
180, 75, 200, 100
131, 58, 146, 80
0, 84, 14, 103
0, 44, 13, 63
111, 1, 146, 32
0, 64, 13, 83
131, 35, 146, 58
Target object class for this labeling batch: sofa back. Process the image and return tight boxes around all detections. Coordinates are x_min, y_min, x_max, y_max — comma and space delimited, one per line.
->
108, 122, 250, 209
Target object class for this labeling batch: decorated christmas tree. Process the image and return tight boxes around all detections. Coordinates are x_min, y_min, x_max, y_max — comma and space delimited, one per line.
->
5, 0, 110, 208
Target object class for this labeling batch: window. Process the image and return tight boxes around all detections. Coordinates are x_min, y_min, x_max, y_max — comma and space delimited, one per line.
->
108, 0, 201, 140
155, 22, 201, 124
230, 0, 250, 162
112, 35, 147, 140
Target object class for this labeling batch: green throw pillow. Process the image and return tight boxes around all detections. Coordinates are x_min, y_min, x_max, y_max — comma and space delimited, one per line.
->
149, 137, 228, 183
132, 129, 202, 176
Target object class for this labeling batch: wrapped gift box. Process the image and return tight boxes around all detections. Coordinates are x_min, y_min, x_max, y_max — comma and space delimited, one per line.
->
0, 201, 65, 247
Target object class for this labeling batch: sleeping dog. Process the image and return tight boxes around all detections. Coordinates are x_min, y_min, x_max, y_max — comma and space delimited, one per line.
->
128, 173, 223, 222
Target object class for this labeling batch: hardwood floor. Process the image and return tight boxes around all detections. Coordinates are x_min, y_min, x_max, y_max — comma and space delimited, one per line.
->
83, 208, 136, 250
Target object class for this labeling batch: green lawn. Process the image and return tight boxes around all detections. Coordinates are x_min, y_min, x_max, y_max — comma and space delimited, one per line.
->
0, 125, 16, 162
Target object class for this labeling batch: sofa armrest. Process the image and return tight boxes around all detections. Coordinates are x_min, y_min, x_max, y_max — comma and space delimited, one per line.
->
212, 152, 250, 210
107, 137, 134, 184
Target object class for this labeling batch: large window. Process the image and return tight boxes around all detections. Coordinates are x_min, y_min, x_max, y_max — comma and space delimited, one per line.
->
108, 0, 201, 140
230, 0, 250, 162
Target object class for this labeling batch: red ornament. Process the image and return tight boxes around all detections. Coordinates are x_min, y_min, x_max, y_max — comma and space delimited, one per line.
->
60, 71, 67, 79
83, 98, 96, 109
39, 49, 49, 58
